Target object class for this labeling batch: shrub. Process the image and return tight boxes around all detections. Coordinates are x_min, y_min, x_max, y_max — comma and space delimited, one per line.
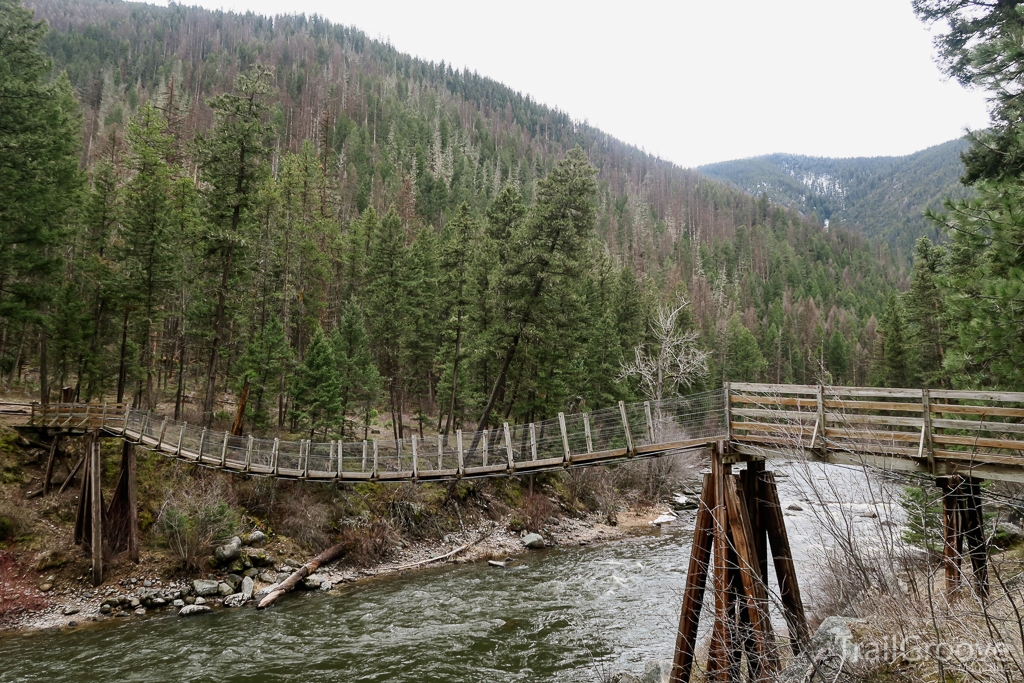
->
519, 493, 556, 533
155, 477, 239, 572
337, 518, 398, 566
0, 551, 46, 616
0, 500, 30, 543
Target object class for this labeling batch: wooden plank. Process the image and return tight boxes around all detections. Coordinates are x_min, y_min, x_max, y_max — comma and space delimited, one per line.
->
930, 403, 1024, 418
734, 433, 811, 448
708, 446, 731, 681
759, 470, 809, 650
828, 386, 924, 398
824, 427, 923, 443
932, 434, 1024, 451
930, 389, 1024, 402
922, 389, 935, 472
824, 400, 924, 413
731, 407, 817, 421
670, 473, 715, 683
731, 395, 818, 408
931, 418, 1024, 434
731, 421, 814, 434
826, 441, 922, 456
729, 382, 817, 395
826, 413, 924, 428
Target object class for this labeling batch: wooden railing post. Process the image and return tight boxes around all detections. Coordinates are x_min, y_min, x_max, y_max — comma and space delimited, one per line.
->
361, 440, 368, 473
558, 412, 571, 462
198, 427, 207, 462
220, 431, 229, 467
456, 430, 464, 474
372, 440, 379, 478
156, 417, 168, 449
583, 413, 593, 453
644, 401, 655, 443
529, 423, 537, 460
815, 384, 825, 452
723, 382, 731, 441
922, 388, 935, 473
411, 435, 419, 478
176, 423, 186, 456
245, 435, 253, 472
333, 441, 340, 478
619, 401, 634, 454
482, 431, 489, 467
504, 422, 514, 470
302, 440, 309, 479
271, 437, 280, 475
438, 434, 444, 469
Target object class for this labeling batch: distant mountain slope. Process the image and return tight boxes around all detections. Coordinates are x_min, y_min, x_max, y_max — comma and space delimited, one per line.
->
699, 139, 972, 259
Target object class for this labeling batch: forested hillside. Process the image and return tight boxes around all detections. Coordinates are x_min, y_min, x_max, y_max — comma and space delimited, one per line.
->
1, 0, 900, 441
699, 139, 971, 260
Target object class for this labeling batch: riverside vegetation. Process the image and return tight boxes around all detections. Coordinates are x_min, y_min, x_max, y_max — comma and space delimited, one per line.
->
4, 0, 1024, 680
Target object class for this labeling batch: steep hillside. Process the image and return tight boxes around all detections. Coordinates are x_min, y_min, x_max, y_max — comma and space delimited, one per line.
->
699, 139, 972, 260
3, 0, 899, 443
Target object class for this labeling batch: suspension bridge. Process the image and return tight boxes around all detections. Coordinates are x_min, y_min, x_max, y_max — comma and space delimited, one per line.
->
5, 381, 1024, 683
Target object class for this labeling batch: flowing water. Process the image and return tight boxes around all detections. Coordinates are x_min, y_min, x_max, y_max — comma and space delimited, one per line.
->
0, 462, 902, 682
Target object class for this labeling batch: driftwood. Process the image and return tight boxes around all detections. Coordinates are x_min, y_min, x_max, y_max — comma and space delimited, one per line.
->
394, 528, 492, 571
256, 542, 347, 609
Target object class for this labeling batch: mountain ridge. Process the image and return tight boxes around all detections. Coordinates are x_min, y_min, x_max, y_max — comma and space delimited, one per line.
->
698, 138, 971, 259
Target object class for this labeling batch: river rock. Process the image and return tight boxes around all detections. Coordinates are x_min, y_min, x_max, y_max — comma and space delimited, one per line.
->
640, 660, 671, 683
522, 533, 545, 549
217, 582, 233, 596
38, 582, 53, 592
34, 550, 67, 571
779, 616, 856, 682
222, 592, 246, 608
240, 576, 254, 601
649, 513, 677, 527
224, 574, 243, 591
258, 571, 277, 584
195, 597, 207, 605
246, 548, 273, 567
609, 674, 641, 683
63, 607, 79, 616
192, 579, 219, 597
99, 604, 112, 615
786, 503, 804, 512
173, 599, 184, 608
243, 530, 267, 547
178, 604, 211, 617
301, 576, 323, 590
214, 536, 243, 565
996, 522, 1024, 545
133, 607, 146, 616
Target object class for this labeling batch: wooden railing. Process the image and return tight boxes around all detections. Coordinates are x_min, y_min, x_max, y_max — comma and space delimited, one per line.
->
28, 402, 127, 431
728, 382, 1024, 482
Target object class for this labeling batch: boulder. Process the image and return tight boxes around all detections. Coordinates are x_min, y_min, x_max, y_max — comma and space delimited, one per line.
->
258, 571, 277, 584
522, 533, 545, 549
779, 617, 856, 682
640, 660, 672, 683
786, 503, 804, 512
194, 597, 207, 605
192, 579, 219, 597
172, 599, 185, 608
223, 574, 243, 591
133, 607, 146, 616
240, 576, 254, 602
217, 582, 234, 596
301, 575, 323, 590
245, 548, 274, 567
178, 605, 211, 617
34, 550, 67, 572
213, 536, 243, 566
995, 522, 1024, 546
222, 593, 246, 608
243, 530, 267, 547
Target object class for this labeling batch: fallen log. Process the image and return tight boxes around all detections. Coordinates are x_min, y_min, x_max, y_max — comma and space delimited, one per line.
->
256, 542, 347, 609
394, 528, 492, 571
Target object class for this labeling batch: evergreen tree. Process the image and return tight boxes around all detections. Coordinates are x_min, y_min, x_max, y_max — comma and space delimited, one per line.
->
333, 304, 381, 440
825, 328, 849, 384
904, 237, 947, 387
0, 0, 82, 403
234, 315, 290, 430
724, 313, 766, 382
196, 65, 272, 425
876, 295, 912, 388
290, 326, 341, 438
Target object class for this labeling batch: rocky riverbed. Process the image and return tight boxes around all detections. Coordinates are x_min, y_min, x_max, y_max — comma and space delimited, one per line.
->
0, 505, 678, 634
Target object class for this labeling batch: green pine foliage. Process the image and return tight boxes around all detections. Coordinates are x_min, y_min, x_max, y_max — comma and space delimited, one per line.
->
0, 0, 910, 441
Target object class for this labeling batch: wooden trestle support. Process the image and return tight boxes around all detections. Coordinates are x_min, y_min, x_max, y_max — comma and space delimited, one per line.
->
72, 433, 140, 586
938, 475, 988, 599
670, 443, 809, 683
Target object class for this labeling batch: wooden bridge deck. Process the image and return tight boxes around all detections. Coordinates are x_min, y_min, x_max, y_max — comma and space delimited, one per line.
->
8, 382, 1024, 483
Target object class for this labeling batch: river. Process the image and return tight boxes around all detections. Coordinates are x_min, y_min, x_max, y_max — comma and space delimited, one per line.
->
0, 462, 901, 682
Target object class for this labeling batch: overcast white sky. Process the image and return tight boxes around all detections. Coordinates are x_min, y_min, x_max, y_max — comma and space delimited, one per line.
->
157, 0, 990, 168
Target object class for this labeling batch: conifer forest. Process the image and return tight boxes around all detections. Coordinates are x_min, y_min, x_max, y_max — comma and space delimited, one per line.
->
1, 0, 1014, 447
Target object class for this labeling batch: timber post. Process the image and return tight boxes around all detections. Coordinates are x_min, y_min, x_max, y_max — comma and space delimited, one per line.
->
126, 441, 139, 563
89, 432, 103, 586
922, 387, 935, 473
619, 401, 634, 454
503, 422, 514, 471
583, 413, 593, 453
558, 412, 571, 464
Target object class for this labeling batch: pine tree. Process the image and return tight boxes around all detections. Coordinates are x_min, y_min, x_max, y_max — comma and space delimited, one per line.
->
234, 315, 290, 430
904, 237, 947, 387
825, 328, 849, 385
333, 304, 381, 440
724, 313, 766, 382
196, 65, 272, 425
875, 295, 912, 388
0, 0, 83, 403
291, 326, 342, 439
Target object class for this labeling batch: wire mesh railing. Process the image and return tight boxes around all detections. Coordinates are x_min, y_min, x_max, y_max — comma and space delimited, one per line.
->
100, 389, 728, 479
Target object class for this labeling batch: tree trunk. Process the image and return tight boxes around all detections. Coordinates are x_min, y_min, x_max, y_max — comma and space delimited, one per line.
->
39, 323, 49, 405
256, 542, 346, 609
116, 308, 130, 404
204, 243, 235, 426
